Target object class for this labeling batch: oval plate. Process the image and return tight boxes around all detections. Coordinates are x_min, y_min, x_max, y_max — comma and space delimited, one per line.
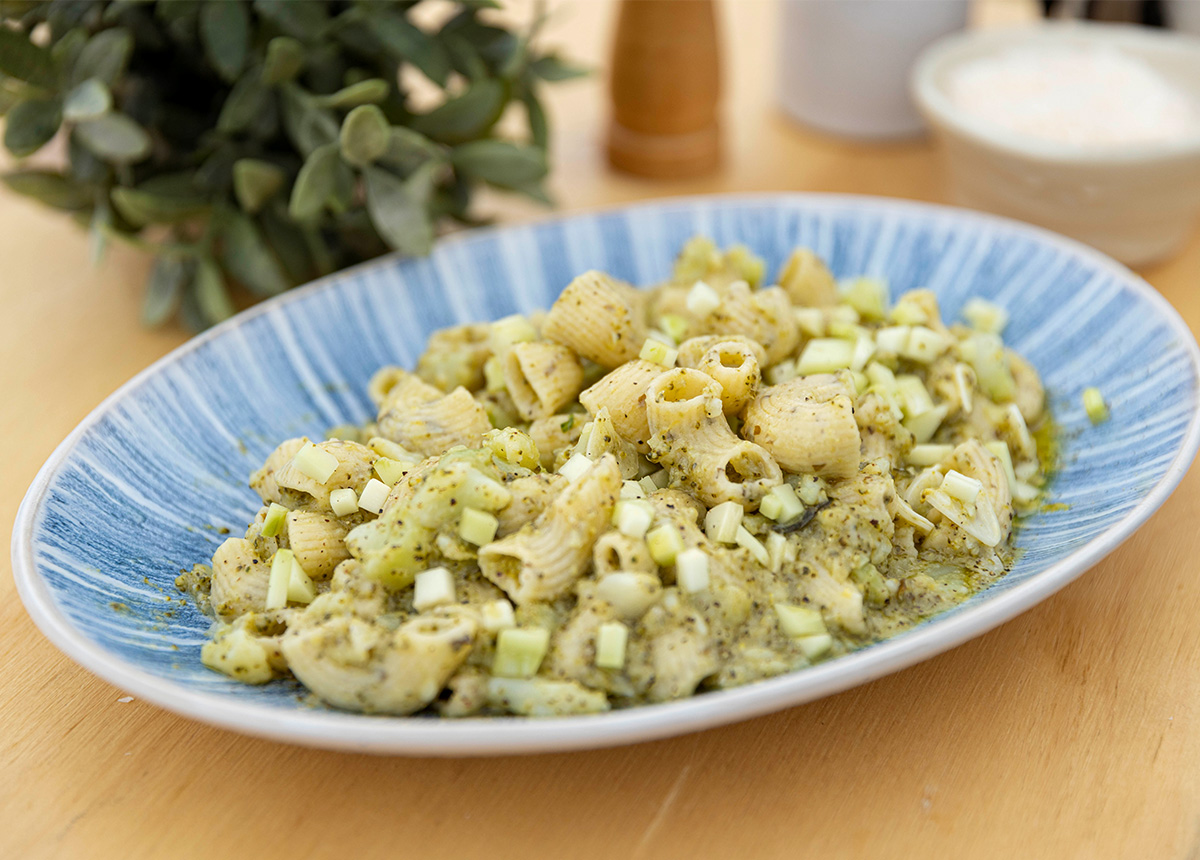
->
13, 195, 1200, 755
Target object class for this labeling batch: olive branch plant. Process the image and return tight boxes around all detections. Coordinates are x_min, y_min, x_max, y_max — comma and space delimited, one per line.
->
0, 0, 583, 329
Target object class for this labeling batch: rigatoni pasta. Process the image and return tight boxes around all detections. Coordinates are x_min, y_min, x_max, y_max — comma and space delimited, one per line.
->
180, 237, 1053, 719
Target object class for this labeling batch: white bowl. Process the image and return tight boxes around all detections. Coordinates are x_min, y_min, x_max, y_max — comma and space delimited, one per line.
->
911, 22, 1200, 266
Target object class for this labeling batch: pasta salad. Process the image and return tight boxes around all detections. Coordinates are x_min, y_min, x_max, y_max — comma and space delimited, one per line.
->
178, 238, 1051, 716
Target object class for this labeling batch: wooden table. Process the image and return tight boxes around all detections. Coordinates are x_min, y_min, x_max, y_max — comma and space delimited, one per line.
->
3, 2, 1198, 857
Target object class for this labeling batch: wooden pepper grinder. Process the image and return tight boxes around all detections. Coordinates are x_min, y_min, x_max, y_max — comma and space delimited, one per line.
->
607, 0, 722, 179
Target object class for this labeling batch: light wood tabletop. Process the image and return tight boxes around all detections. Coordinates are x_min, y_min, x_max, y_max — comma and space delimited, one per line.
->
3, 2, 1198, 858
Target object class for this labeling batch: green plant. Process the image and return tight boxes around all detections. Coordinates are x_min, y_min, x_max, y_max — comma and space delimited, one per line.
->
0, 0, 582, 329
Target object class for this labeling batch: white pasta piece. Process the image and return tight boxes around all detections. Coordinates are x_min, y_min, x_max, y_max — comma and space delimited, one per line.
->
578, 359, 669, 454
743, 375, 861, 479
377, 387, 492, 457
415, 322, 491, 393
368, 366, 442, 409
698, 282, 800, 365
209, 537, 270, 620
580, 407, 641, 479
593, 531, 657, 576
486, 677, 610, 716
249, 438, 305, 505
542, 270, 646, 368
696, 339, 761, 415
527, 413, 584, 471
504, 340, 585, 420
777, 247, 839, 307
281, 593, 477, 714
646, 368, 782, 509
894, 288, 946, 331
494, 473, 566, 537
478, 455, 622, 604
285, 511, 350, 580
803, 566, 867, 635
272, 439, 377, 510
647, 627, 718, 701
675, 334, 767, 369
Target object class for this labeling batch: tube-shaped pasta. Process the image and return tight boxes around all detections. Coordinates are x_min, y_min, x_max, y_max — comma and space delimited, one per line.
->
281, 592, 477, 714
647, 627, 718, 702
580, 407, 640, 479
699, 283, 800, 365
696, 340, 761, 415
578, 359, 668, 454
504, 340, 584, 421
377, 387, 491, 457
478, 455, 621, 604
646, 368, 782, 509
743, 375, 861, 479
495, 473, 566, 537
777, 248, 839, 307
273, 439, 377, 509
285, 511, 350, 580
542, 270, 646, 367
593, 532, 656, 576
368, 366, 442, 409
676, 334, 767, 370
210, 537, 269, 619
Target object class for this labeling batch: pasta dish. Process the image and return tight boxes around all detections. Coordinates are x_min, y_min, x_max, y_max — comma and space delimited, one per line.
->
178, 238, 1051, 716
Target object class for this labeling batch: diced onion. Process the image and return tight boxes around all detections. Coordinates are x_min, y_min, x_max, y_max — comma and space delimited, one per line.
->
413, 566, 456, 611
329, 488, 359, 518
358, 478, 391, 514
292, 442, 338, 484
492, 627, 551, 678
458, 507, 499, 546
675, 548, 710, 593
774, 602, 826, 638
704, 501, 743, 544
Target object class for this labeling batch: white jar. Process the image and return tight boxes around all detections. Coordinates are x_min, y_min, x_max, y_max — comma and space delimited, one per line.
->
777, 0, 970, 139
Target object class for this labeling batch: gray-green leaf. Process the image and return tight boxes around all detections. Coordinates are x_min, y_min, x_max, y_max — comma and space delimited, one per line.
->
377, 126, 444, 174
63, 78, 111, 122
142, 255, 189, 326
280, 83, 338, 156
220, 211, 290, 296
74, 113, 152, 164
314, 79, 389, 109
4, 98, 62, 157
288, 142, 339, 221
263, 36, 305, 85
363, 164, 435, 257
200, 0, 250, 82
71, 28, 134, 88
370, 11, 450, 86
233, 159, 286, 213
0, 27, 55, 89
194, 257, 235, 325
412, 79, 506, 145
522, 91, 548, 150
339, 104, 390, 168
2, 170, 90, 210
111, 184, 208, 227
217, 69, 269, 134
451, 139, 547, 189
530, 55, 589, 82
254, 0, 329, 41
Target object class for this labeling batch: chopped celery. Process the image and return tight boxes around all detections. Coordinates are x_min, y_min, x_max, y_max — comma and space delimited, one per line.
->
648, 468, 671, 489
638, 475, 659, 495
874, 325, 911, 355
903, 404, 949, 444
962, 297, 1009, 334
827, 305, 860, 325
851, 334, 876, 371
907, 443, 953, 467
292, 442, 338, 484
1001, 403, 1036, 460
766, 531, 788, 572
646, 524, 684, 565
984, 441, 1017, 495
266, 549, 294, 610
489, 314, 537, 355
953, 363, 975, 414
704, 501, 743, 544
796, 338, 855, 374
413, 566, 456, 611
766, 358, 798, 385
613, 499, 654, 539
941, 469, 982, 504
287, 558, 316, 604
774, 602, 826, 638
357, 478, 391, 514
639, 338, 678, 368
889, 296, 929, 326
458, 507, 499, 546
621, 480, 647, 500
865, 361, 897, 392
660, 313, 690, 343
793, 307, 824, 336
367, 437, 418, 462
483, 355, 506, 393
594, 621, 629, 670
850, 563, 889, 607
797, 633, 833, 660
902, 326, 951, 363
558, 452, 593, 481
841, 277, 889, 320
827, 320, 866, 340
686, 280, 720, 316
329, 488, 358, 518
962, 333, 1015, 402
849, 370, 869, 396
492, 627, 551, 678
1083, 387, 1109, 424
481, 599, 516, 633
895, 375, 935, 418
373, 456, 408, 487
735, 525, 770, 566
261, 502, 288, 537
675, 547, 710, 593
760, 483, 805, 523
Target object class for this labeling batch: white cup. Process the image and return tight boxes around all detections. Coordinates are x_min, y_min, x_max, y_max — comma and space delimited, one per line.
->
777, 0, 970, 139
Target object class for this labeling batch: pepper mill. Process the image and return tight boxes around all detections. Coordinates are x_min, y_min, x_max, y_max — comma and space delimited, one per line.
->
607, 0, 722, 179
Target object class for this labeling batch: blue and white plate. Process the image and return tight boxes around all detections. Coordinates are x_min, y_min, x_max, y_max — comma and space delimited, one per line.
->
13, 195, 1200, 755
